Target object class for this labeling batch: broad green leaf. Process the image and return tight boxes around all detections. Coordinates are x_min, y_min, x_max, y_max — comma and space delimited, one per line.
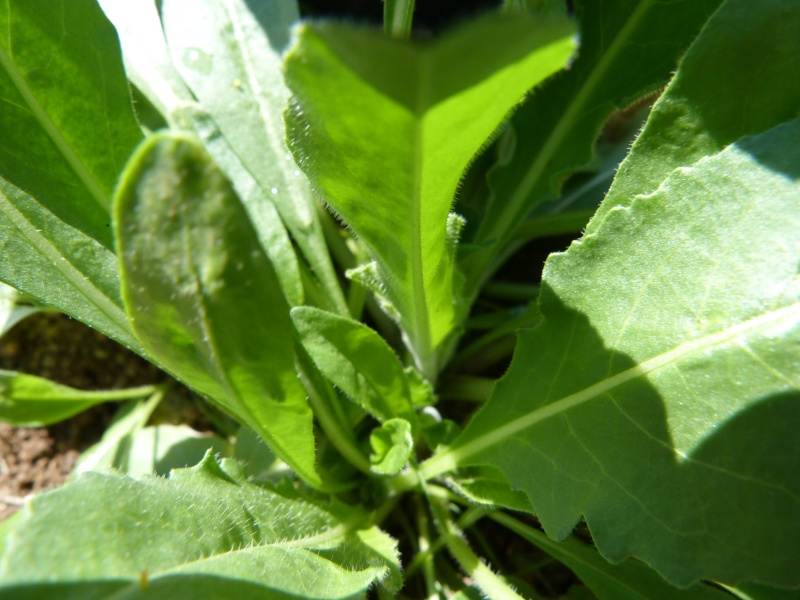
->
284, 14, 575, 379
463, 0, 723, 293
425, 118, 800, 586
76, 394, 162, 474
0, 0, 142, 248
0, 282, 40, 337
488, 513, 730, 600
0, 453, 399, 599
292, 306, 417, 431
369, 418, 413, 476
0, 370, 155, 427
590, 0, 800, 228
114, 132, 320, 488
162, 0, 346, 315
0, 178, 144, 354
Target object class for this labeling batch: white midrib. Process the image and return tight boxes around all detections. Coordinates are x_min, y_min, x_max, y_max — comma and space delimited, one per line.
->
480, 0, 653, 247
420, 301, 800, 479
407, 52, 435, 379
0, 42, 109, 210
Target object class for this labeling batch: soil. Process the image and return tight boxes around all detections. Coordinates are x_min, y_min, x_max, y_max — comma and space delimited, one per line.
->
0, 313, 168, 521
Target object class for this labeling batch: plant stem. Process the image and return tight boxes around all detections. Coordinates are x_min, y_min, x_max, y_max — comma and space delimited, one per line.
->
383, 0, 415, 40
406, 505, 487, 577
428, 496, 526, 600
296, 355, 372, 475
54, 383, 161, 402
416, 497, 440, 600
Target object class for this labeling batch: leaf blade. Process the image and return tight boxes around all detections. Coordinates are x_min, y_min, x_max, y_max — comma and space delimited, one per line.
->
114, 132, 320, 488
292, 306, 418, 430
430, 118, 800, 587
285, 14, 575, 376
0, 0, 142, 247
463, 0, 724, 292
162, 0, 346, 314
0, 453, 398, 599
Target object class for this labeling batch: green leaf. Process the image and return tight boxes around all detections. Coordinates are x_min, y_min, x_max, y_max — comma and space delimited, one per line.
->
292, 306, 417, 431
463, 0, 724, 292
0, 0, 142, 248
178, 106, 304, 307
284, 13, 575, 379
0, 178, 144, 354
114, 132, 320, 488
425, 118, 800, 586
0, 453, 399, 599
488, 513, 730, 600
162, 0, 346, 315
590, 0, 800, 228
0, 370, 155, 427
370, 418, 413, 476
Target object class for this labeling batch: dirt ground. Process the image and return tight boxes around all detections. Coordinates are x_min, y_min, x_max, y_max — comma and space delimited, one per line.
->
0, 313, 165, 521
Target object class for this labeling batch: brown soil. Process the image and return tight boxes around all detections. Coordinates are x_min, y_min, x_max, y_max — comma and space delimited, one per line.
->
0, 312, 167, 521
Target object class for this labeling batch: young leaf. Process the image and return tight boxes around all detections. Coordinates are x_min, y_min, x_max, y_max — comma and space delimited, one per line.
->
0, 0, 142, 248
370, 418, 413, 476
0, 178, 144, 354
0, 370, 156, 427
284, 13, 575, 379
161, 0, 347, 315
462, 0, 724, 292
292, 306, 418, 431
114, 132, 320, 488
425, 118, 800, 587
0, 453, 400, 598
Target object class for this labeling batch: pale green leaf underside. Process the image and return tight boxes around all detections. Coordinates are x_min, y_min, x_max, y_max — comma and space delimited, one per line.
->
162, 0, 346, 314
114, 133, 320, 488
0, 0, 142, 248
0, 454, 397, 599
0, 281, 39, 337
97, 0, 194, 126
429, 118, 800, 587
285, 14, 575, 376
